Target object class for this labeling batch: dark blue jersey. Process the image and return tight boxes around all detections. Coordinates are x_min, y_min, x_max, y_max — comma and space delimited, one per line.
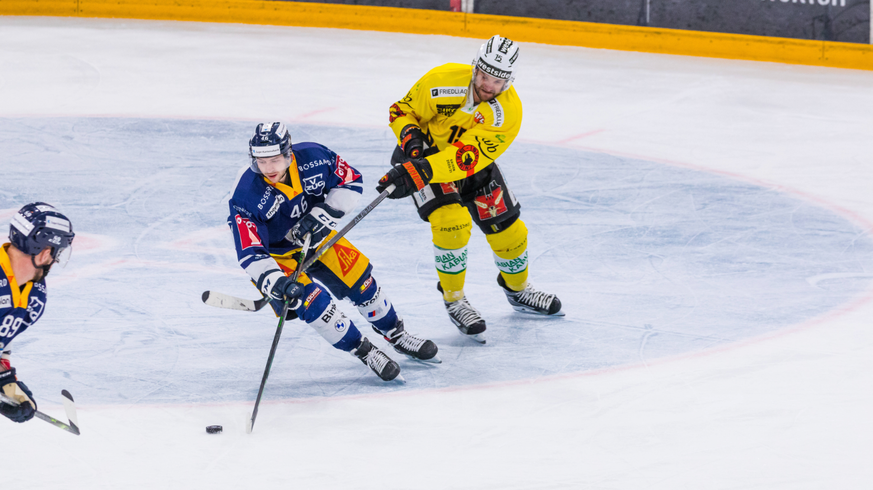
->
0, 244, 48, 352
228, 142, 363, 286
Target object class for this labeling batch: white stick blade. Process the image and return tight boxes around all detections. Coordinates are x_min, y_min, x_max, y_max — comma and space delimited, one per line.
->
202, 291, 259, 312
61, 389, 80, 433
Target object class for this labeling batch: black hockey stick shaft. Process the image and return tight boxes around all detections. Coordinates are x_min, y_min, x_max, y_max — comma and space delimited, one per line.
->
0, 392, 80, 435
299, 185, 394, 272
247, 233, 312, 434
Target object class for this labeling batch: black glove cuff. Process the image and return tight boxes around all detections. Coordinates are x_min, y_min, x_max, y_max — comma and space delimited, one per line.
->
0, 367, 17, 386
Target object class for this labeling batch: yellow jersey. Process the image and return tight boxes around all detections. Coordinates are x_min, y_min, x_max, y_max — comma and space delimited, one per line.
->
389, 63, 522, 184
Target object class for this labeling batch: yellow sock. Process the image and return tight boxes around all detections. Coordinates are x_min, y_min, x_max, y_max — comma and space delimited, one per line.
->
486, 219, 529, 292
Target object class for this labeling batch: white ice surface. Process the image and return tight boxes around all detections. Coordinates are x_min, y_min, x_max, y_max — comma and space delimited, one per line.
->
2, 16, 873, 489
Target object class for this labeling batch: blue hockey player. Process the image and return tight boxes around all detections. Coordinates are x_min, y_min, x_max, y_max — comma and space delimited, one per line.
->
0, 203, 75, 423
228, 122, 439, 381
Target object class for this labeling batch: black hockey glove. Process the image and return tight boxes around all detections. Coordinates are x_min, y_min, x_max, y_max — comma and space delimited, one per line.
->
287, 203, 343, 247
0, 368, 37, 423
267, 275, 306, 309
376, 158, 434, 199
399, 124, 427, 159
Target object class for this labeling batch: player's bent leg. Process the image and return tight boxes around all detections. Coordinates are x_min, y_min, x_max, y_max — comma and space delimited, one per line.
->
294, 282, 401, 381
486, 218, 530, 291
348, 275, 440, 362
486, 220, 563, 316
430, 203, 472, 301
428, 204, 486, 342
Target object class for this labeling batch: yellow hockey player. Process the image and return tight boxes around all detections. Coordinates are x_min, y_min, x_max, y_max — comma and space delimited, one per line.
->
376, 35, 563, 343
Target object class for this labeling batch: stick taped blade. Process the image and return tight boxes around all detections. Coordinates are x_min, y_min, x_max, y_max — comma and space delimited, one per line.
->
61, 390, 80, 435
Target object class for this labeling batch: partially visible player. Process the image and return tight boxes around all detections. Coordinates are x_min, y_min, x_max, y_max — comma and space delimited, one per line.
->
377, 35, 563, 343
0, 203, 75, 423
229, 122, 439, 382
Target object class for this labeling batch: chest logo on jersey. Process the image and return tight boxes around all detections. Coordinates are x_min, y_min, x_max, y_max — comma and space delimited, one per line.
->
474, 181, 508, 220
27, 296, 45, 323
454, 143, 479, 175
333, 243, 361, 277
334, 156, 361, 186
0, 279, 7, 288
430, 87, 467, 98
234, 214, 262, 250
265, 194, 285, 220
302, 175, 326, 196
0, 295, 11, 308
436, 104, 461, 117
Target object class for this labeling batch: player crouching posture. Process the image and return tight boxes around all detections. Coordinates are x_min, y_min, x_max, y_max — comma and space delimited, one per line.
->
0, 203, 75, 423
229, 122, 439, 382
377, 35, 563, 343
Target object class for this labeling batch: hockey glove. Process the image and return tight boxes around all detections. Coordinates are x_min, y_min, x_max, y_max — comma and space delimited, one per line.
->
0, 368, 37, 423
287, 203, 343, 247
265, 274, 306, 309
399, 124, 427, 159
376, 158, 434, 199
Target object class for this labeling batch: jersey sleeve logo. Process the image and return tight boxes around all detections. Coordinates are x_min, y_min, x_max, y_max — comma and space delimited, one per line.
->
235, 214, 263, 250
334, 156, 361, 185
389, 103, 407, 123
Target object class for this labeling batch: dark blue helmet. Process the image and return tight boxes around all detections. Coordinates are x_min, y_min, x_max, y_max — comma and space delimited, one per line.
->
249, 122, 292, 173
9, 202, 75, 266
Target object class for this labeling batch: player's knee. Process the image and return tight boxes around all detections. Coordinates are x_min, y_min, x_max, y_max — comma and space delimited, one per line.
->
429, 204, 472, 249
295, 283, 331, 323
486, 218, 528, 256
295, 284, 362, 350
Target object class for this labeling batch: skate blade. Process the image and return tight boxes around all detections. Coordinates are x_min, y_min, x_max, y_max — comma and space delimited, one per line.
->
466, 333, 487, 344
393, 374, 407, 383
512, 306, 565, 317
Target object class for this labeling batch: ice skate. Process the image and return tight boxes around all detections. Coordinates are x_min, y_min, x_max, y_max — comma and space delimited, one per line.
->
437, 282, 487, 344
374, 320, 441, 364
351, 337, 404, 382
497, 274, 564, 316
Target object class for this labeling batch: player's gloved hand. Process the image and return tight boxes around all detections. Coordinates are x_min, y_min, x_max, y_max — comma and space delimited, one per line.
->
267, 275, 306, 309
377, 158, 434, 199
287, 203, 344, 247
0, 368, 37, 423
399, 124, 427, 159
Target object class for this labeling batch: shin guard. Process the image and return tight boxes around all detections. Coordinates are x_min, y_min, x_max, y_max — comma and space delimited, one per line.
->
295, 283, 362, 352
429, 204, 472, 301
486, 219, 529, 292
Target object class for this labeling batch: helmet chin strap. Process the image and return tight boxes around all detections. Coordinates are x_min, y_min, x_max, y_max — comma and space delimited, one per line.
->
30, 252, 54, 280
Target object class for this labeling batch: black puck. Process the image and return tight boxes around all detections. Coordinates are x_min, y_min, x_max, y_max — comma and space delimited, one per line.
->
206, 425, 223, 434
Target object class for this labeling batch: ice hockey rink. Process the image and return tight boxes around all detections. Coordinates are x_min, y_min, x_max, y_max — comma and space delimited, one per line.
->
2, 15, 873, 489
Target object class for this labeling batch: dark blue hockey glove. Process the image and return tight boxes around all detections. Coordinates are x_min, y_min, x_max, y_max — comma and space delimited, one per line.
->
268, 275, 306, 309
0, 369, 37, 423
288, 203, 343, 247
377, 158, 434, 199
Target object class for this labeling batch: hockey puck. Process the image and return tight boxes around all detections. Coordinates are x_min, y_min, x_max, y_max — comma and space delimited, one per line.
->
206, 425, 223, 434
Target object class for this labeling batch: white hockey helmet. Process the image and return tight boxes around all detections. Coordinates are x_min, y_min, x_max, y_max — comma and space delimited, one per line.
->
472, 35, 520, 92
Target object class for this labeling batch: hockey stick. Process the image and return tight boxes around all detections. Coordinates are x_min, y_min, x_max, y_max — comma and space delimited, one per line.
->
247, 233, 312, 434
299, 185, 394, 272
202, 184, 395, 313
201, 290, 270, 312
0, 390, 80, 435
